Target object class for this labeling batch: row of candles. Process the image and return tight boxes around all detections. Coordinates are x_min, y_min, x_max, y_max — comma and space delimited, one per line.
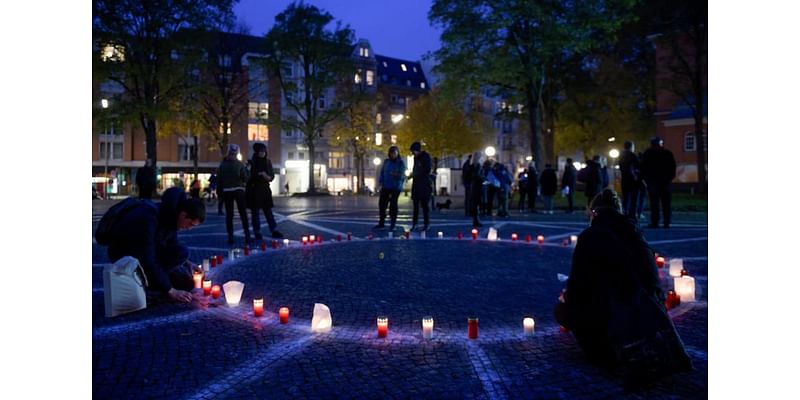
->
654, 255, 697, 308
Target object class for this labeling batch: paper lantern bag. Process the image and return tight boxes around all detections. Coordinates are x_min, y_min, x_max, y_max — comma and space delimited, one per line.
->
103, 256, 149, 318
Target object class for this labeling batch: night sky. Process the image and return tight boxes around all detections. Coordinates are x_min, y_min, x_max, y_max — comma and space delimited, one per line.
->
234, 0, 442, 61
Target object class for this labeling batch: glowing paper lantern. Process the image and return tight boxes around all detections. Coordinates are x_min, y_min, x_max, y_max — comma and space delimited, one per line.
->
420, 231, 426, 239
377, 317, 388, 338
283, 239, 290, 247
311, 303, 332, 332
523, 317, 535, 336
570, 235, 578, 245
222, 280, 245, 307
669, 258, 684, 278
537, 235, 544, 244
487, 228, 498, 241
674, 276, 696, 302
438, 231, 443, 239
193, 272, 203, 289
202, 258, 210, 272
422, 317, 434, 339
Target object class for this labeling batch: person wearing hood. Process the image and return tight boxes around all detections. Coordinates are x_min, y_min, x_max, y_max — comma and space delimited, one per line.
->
247, 142, 284, 240
218, 144, 252, 244
554, 189, 692, 387
409, 142, 433, 231
373, 146, 407, 231
104, 187, 206, 303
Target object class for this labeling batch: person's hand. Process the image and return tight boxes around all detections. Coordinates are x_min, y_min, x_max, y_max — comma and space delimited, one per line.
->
167, 288, 193, 303
185, 260, 201, 273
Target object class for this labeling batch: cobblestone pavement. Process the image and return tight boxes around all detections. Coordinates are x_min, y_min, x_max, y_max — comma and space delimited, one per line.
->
93, 197, 708, 399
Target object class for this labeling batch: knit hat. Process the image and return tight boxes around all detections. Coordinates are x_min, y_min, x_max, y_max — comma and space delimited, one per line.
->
227, 143, 240, 155
409, 142, 422, 152
252, 142, 266, 152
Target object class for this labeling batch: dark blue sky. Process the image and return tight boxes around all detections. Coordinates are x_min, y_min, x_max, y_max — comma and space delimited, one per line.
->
234, 0, 442, 61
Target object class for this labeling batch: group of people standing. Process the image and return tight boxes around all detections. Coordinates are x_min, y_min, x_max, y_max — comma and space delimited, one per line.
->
373, 142, 435, 232
616, 137, 677, 228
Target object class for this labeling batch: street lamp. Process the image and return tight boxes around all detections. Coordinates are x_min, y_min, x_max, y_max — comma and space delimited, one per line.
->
373, 157, 381, 166
485, 146, 496, 158
609, 148, 619, 190
101, 99, 110, 198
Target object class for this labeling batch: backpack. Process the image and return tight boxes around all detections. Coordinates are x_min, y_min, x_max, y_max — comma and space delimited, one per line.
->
95, 197, 154, 245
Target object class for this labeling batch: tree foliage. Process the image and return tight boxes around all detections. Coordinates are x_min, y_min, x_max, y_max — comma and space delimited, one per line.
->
328, 89, 383, 194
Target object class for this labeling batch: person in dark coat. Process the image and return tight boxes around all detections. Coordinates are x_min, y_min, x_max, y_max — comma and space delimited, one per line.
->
554, 189, 692, 384
247, 142, 283, 240
467, 152, 485, 227
561, 158, 577, 213
105, 187, 206, 303
218, 144, 251, 244
409, 142, 433, 231
136, 159, 157, 200
526, 162, 539, 212
618, 141, 642, 218
640, 137, 677, 228
539, 164, 558, 214
578, 156, 603, 208
494, 162, 512, 217
461, 155, 473, 216
517, 170, 528, 212
189, 179, 201, 200
374, 145, 406, 230
480, 159, 494, 216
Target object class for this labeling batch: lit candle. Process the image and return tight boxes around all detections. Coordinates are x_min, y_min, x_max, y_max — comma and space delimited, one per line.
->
210, 256, 217, 268
337, 234, 342, 241
302, 236, 308, 245
279, 307, 289, 324
537, 235, 545, 244
525, 234, 532, 243
487, 228, 497, 241
422, 317, 434, 339
217, 254, 223, 265
404, 230, 410, 239
438, 231, 443, 239
193, 272, 203, 289
674, 276, 696, 302
467, 318, 479, 339
570, 235, 578, 245
511, 233, 518, 241
203, 280, 212, 296
253, 298, 264, 317
202, 258, 210, 272
317, 235, 323, 243
243, 245, 250, 256
680, 269, 689, 277
309, 235, 316, 243
272, 240, 278, 249
668, 258, 684, 277
260, 241, 267, 251
666, 290, 681, 309
283, 239, 290, 247
211, 285, 221, 299
523, 317, 535, 336
377, 317, 388, 338
347, 232, 352, 241
457, 232, 463, 240
471, 228, 478, 240
656, 256, 666, 268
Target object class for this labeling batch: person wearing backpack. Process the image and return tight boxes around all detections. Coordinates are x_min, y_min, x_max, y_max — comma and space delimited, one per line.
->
99, 187, 207, 303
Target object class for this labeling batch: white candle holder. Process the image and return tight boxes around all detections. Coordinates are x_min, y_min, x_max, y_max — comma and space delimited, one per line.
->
437, 232, 443, 239
487, 228, 498, 241
674, 276, 696, 302
311, 303, 332, 333
669, 258, 684, 277
422, 317, 434, 339
222, 280, 245, 307
284, 239, 290, 247
202, 258, 210, 272
523, 317, 535, 336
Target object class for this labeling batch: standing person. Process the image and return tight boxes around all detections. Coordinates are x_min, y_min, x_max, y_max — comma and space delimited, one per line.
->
430, 157, 438, 212
539, 163, 558, 214
636, 151, 647, 221
526, 161, 539, 213
484, 160, 501, 216
517, 169, 529, 212
136, 159, 157, 200
600, 157, 610, 190
479, 159, 493, 216
618, 141, 642, 218
467, 152, 485, 227
494, 163, 512, 217
102, 187, 206, 303
578, 156, 603, 209
562, 158, 577, 214
640, 137, 677, 228
189, 179, 201, 200
374, 146, 406, 231
461, 154, 473, 216
218, 144, 251, 244
247, 142, 284, 240
554, 189, 692, 387
207, 172, 218, 203
409, 142, 433, 231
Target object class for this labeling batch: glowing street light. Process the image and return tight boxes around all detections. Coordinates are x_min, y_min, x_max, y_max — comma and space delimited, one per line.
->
485, 146, 496, 157
609, 149, 620, 159
608, 137, 616, 142
391, 114, 404, 124
101, 99, 109, 109
525, 155, 533, 161
373, 157, 382, 166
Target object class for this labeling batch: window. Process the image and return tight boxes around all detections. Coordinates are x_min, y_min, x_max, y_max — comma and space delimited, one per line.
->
684, 131, 708, 152
366, 70, 374, 86
218, 54, 231, 67
177, 143, 195, 161
420, 82, 426, 89
248, 102, 269, 120
288, 152, 294, 160
298, 152, 305, 160
101, 44, 125, 62
360, 47, 369, 57
376, 113, 382, 124
400, 64, 407, 72
248, 124, 268, 141
285, 91, 293, 105
413, 66, 417, 73
354, 71, 362, 84
99, 141, 123, 161
219, 123, 231, 135
390, 135, 397, 144
316, 152, 324, 161
328, 152, 345, 169
382, 61, 388, 68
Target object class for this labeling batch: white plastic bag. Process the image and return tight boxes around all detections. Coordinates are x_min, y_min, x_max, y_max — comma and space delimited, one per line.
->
103, 256, 148, 317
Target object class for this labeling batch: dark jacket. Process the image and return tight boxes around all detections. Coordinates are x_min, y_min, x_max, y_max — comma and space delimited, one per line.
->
640, 146, 677, 186
539, 167, 558, 196
247, 155, 275, 209
561, 165, 577, 189
410, 151, 433, 200
379, 158, 406, 192
218, 158, 249, 191
618, 150, 641, 190
468, 162, 485, 203
461, 158, 473, 186
136, 165, 156, 194
106, 188, 188, 293
578, 160, 603, 198
526, 165, 539, 193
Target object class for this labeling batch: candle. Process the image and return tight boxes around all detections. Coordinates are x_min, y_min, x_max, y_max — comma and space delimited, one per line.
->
438, 231, 443, 239
680, 269, 689, 277
260, 241, 267, 251
467, 318, 479, 339
420, 231, 426, 239
570, 235, 578, 245
422, 317, 434, 339
210, 256, 217, 268
666, 290, 681, 309
404, 230, 410, 239
222, 281, 244, 306
302, 236, 308, 245
471, 228, 478, 240
211, 285, 221, 299
243, 245, 250, 256
203, 280, 212, 296
537, 235, 544, 244
272, 240, 278, 249
193, 272, 203, 289
309, 235, 316, 243
525, 234, 532, 243
457, 232, 463, 240
523, 317, 535, 336
511, 233, 518, 241
279, 307, 289, 324
377, 317, 388, 338
317, 235, 323, 243
487, 228, 497, 241
337, 234, 342, 241
674, 276, 696, 302
656, 256, 666, 268
228, 249, 235, 260
283, 239, 290, 247
347, 232, 352, 241
253, 298, 264, 317
217, 254, 223, 265
202, 258, 210, 272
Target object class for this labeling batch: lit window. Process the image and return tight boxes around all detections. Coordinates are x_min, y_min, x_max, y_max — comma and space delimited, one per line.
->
420, 82, 426, 89
391, 114, 404, 124
382, 61, 388, 68
248, 102, 269, 120
354, 71, 362, 84
219, 123, 231, 135
684, 132, 695, 152
101, 44, 125, 62
376, 114, 382, 124
366, 70, 374, 86
360, 47, 369, 57
248, 124, 269, 141
375, 133, 383, 146
400, 64, 407, 71
413, 66, 417, 72
390, 135, 397, 144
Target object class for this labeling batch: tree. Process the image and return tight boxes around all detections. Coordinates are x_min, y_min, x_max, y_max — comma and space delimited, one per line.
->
93, 0, 236, 167
264, 2, 355, 193
329, 92, 382, 194
394, 89, 482, 163
429, 0, 636, 169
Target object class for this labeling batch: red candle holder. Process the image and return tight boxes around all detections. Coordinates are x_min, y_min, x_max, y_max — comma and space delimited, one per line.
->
203, 280, 212, 296
243, 245, 250, 256
511, 233, 518, 241
210, 256, 217, 268
537, 235, 545, 244
253, 298, 264, 317
302, 236, 309, 245
347, 232, 352, 241
217, 254, 223, 265
317, 235, 323, 244
272, 240, 278, 249
559, 326, 569, 333
467, 318, 479, 339
279, 307, 289, 324
471, 229, 478, 240
666, 290, 681, 309
457, 232, 463, 240
260, 242, 267, 251
404, 231, 410, 239
211, 285, 221, 299
525, 234, 532, 243
656, 256, 666, 268
680, 268, 689, 277
337, 234, 342, 241
377, 317, 388, 338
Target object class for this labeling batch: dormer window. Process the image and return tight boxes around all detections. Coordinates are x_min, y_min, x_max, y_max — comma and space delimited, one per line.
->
359, 47, 369, 57
382, 61, 388, 68
400, 64, 407, 72
413, 66, 418, 73
420, 82, 426, 89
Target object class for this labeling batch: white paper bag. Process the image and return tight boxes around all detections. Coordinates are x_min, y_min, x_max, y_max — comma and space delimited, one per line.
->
103, 256, 148, 318
311, 303, 332, 332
